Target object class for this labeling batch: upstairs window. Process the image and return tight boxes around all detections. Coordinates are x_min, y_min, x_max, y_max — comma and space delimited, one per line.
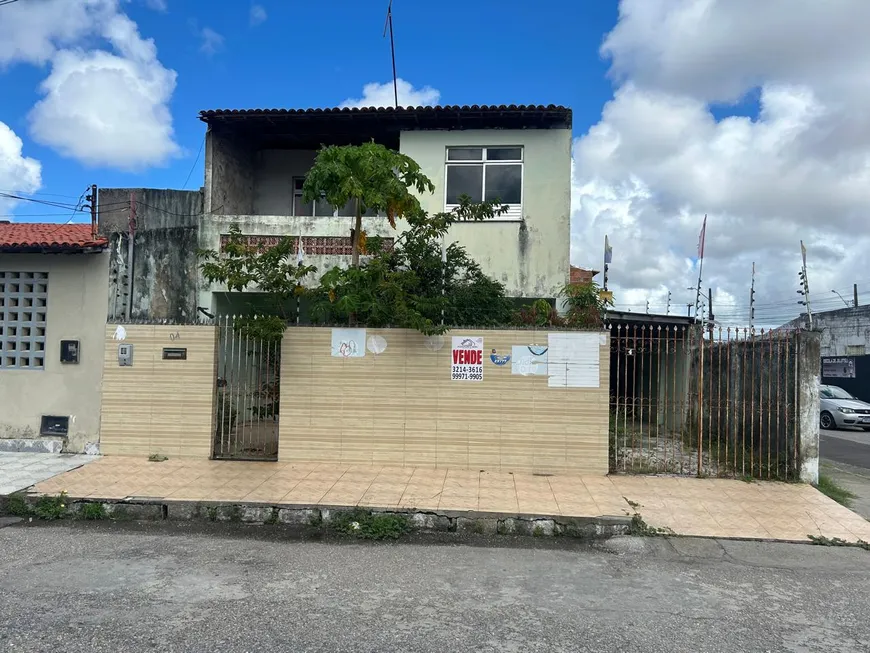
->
292, 178, 380, 218
445, 146, 523, 219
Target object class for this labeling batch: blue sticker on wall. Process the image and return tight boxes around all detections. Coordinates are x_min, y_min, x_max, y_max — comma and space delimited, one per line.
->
490, 349, 511, 366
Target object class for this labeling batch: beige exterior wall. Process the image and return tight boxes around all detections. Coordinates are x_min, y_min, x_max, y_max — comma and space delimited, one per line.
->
200, 127, 571, 309
0, 252, 109, 452
100, 324, 216, 458
399, 129, 572, 299
280, 328, 609, 475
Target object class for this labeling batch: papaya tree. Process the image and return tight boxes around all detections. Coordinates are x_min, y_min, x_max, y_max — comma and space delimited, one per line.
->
301, 141, 435, 267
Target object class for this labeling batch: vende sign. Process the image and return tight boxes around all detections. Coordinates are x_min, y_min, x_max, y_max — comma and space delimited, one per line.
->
451, 336, 483, 382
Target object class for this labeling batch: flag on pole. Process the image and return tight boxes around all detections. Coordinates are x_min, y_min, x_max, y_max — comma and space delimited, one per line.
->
800, 240, 807, 269
698, 214, 707, 259
604, 235, 613, 265
296, 235, 305, 264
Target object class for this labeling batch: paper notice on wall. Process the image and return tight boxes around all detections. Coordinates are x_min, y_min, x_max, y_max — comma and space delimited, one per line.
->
511, 345, 549, 376
451, 336, 484, 381
331, 328, 366, 358
547, 332, 600, 388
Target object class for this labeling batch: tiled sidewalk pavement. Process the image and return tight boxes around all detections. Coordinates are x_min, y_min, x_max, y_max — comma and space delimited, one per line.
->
30, 456, 870, 544
0, 453, 98, 495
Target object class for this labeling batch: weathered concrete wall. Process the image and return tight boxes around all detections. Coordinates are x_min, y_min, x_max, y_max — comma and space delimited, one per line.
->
784, 306, 870, 357
204, 130, 254, 215
253, 149, 316, 215
98, 188, 202, 322
0, 252, 109, 453
399, 129, 572, 299
797, 331, 821, 483
196, 214, 396, 313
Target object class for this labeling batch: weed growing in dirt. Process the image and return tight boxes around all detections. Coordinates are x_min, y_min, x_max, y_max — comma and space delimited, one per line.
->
815, 474, 856, 508
328, 509, 411, 540
33, 492, 68, 520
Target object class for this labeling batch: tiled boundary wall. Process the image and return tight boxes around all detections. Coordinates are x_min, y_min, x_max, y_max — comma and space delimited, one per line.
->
100, 324, 215, 458
280, 328, 610, 475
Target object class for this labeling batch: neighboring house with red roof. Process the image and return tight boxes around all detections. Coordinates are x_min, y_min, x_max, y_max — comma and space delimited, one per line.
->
0, 221, 109, 454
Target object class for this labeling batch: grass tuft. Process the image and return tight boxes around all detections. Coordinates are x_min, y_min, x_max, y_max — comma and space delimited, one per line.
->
815, 474, 857, 508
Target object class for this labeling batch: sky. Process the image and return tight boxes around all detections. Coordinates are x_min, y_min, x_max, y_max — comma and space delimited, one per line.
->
1, 0, 869, 327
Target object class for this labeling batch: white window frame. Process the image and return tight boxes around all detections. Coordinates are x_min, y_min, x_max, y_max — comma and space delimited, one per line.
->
444, 146, 524, 220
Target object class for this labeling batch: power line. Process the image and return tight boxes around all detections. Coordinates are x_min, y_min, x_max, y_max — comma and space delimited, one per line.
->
181, 136, 205, 190
0, 188, 82, 199
0, 192, 81, 211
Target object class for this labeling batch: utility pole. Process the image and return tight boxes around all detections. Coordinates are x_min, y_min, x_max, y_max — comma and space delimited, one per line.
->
686, 303, 692, 317
749, 262, 756, 331
854, 283, 859, 308
708, 287, 714, 336
798, 240, 813, 330
85, 184, 97, 240
645, 299, 650, 314
666, 290, 672, 316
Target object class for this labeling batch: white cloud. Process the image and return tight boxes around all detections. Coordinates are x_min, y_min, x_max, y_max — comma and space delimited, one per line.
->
573, 0, 870, 326
28, 11, 179, 170
198, 27, 224, 55
341, 79, 441, 109
1, 0, 179, 170
144, 0, 167, 10
250, 4, 267, 26
0, 122, 42, 218
0, 0, 111, 67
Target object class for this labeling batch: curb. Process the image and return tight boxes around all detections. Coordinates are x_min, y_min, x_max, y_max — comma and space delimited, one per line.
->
1, 494, 631, 540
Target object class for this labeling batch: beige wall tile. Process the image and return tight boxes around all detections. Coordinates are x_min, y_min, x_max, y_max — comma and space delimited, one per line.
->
279, 328, 608, 474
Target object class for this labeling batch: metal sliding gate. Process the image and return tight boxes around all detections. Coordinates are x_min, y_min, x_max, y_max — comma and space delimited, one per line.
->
213, 315, 280, 460
609, 324, 802, 480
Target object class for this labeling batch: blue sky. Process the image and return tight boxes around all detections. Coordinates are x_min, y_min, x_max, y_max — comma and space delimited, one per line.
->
0, 0, 619, 219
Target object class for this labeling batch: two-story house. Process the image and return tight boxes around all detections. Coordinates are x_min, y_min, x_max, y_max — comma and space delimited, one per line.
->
99, 104, 572, 321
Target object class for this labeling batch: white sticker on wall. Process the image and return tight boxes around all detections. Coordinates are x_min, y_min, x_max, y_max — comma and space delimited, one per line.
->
511, 345, 549, 376
331, 328, 366, 358
112, 325, 127, 341
366, 335, 387, 355
424, 335, 444, 352
451, 336, 484, 382
547, 332, 600, 388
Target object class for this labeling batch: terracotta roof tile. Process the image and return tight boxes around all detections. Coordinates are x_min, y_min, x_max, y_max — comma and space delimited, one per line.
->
0, 222, 108, 250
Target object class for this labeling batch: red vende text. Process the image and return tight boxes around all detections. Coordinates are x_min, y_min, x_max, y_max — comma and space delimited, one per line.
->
453, 349, 482, 365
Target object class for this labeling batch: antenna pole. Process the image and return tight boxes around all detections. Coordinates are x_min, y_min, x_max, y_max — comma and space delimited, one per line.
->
749, 262, 756, 331
383, 1, 398, 108
798, 241, 813, 330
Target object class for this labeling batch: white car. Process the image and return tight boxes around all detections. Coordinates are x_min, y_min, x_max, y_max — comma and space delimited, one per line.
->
819, 384, 870, 431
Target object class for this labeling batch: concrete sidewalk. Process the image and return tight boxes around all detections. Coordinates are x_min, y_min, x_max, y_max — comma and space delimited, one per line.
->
23, 456, 870, 544
0, 452, 97, 495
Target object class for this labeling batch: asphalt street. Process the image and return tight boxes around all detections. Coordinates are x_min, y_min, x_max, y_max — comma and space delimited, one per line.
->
1, 521, 869, 653
820, 427, 870, 518
821, 428, 870, 468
